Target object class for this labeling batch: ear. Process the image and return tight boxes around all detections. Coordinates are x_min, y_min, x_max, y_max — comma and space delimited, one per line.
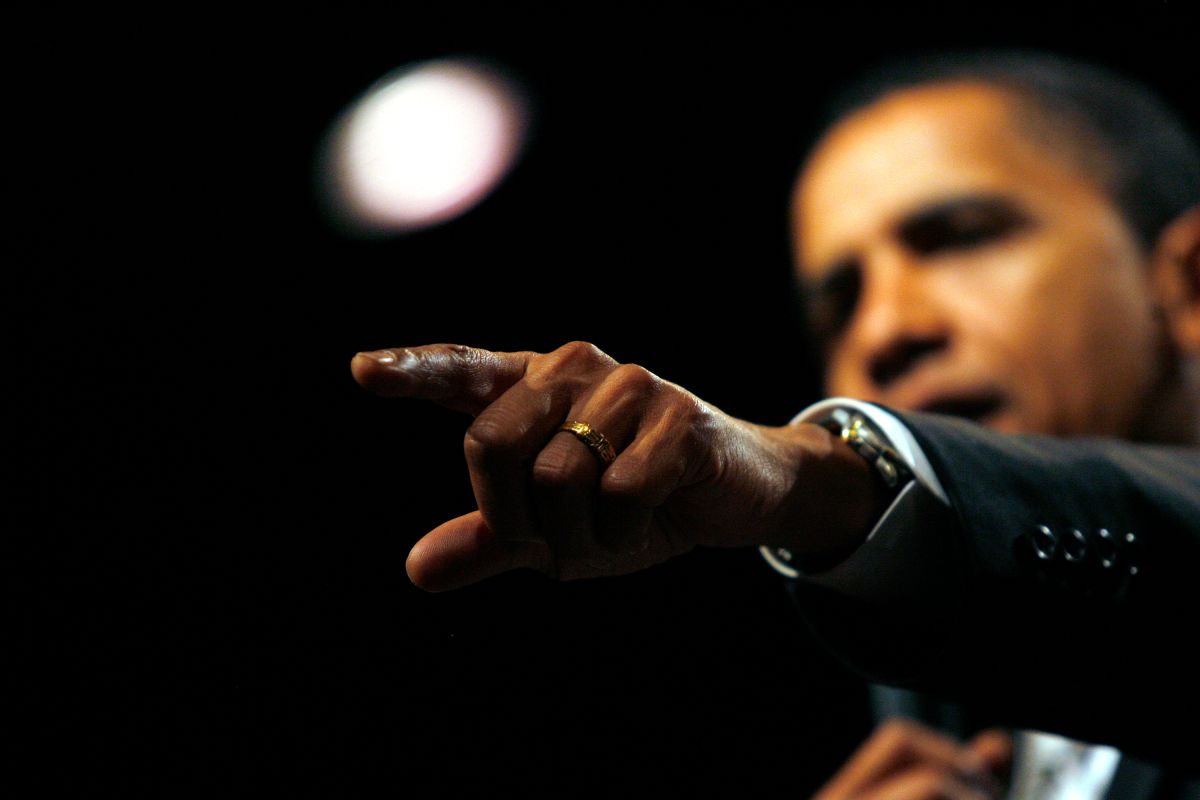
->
1151, 205, 1200, 352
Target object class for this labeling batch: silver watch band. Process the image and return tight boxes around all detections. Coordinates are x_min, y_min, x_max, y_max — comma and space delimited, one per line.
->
818, 408, 913, 489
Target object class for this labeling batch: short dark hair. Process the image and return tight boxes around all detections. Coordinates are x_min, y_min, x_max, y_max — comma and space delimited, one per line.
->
817, 50, 1200, 251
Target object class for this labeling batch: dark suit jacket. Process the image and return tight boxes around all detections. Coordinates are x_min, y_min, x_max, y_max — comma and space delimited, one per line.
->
777, 410, 1200, 796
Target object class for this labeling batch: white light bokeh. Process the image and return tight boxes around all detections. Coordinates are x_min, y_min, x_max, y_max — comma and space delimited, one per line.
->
322, 59, 527, 234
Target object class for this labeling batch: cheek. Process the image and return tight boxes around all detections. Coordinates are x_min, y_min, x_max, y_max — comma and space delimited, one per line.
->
948, 233, 1158, 434
934, 262, 1061, 426
823, 352, 876, 401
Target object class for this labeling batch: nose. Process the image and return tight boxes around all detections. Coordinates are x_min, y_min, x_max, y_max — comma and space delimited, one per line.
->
849, 249, 952, 391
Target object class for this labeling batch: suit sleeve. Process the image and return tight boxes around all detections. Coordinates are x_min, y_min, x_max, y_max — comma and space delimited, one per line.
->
772, 408, 1200, 768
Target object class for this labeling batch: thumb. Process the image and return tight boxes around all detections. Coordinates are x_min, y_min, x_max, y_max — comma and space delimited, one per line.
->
406, 510, 551, 591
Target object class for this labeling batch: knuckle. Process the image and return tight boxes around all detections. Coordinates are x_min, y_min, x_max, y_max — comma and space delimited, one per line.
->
608, 363, 661, 395
554, 340, 611, 368
526, 341, 613, 391
599, 459, 647, 501
531, 445, 588, 490
463, 419, 518, 465
603, 453, 683, 509
673, 394, 719, 449
672, 390, 710, 424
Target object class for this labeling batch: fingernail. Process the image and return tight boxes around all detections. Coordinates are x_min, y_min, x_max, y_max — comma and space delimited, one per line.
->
356, 349, 397, 365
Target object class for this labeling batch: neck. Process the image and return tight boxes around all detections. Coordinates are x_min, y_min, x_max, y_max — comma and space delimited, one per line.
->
1130, 356, 1200, 445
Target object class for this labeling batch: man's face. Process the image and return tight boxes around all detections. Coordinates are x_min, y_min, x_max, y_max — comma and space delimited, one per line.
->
794, 81, 1166, 437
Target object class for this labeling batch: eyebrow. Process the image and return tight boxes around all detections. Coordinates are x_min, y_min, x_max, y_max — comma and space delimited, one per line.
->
807, 192, 1034, 285
896, 193, 1034, 249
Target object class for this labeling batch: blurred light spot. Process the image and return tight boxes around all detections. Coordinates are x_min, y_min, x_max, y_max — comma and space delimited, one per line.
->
322, 59, 527, 234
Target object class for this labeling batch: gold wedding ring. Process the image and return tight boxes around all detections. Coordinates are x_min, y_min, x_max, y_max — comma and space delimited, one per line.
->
559, 421, 616, 466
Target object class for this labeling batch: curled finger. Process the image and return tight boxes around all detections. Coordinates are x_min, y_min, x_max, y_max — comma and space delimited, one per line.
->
465, 342, 619, 542
530, 364, 653, 556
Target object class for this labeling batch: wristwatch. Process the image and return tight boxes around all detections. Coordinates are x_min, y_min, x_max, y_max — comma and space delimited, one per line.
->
760, 407, 913, 577
820, 407, 912, 491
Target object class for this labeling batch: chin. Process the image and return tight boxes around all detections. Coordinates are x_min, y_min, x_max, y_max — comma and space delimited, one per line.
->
976, 408, 1033, 435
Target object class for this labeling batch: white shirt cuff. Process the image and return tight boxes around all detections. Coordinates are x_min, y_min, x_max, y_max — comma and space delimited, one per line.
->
759, 398, 949, 579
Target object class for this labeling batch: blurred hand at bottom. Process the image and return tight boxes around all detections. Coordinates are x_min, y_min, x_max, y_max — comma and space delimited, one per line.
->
813, 719, 1013, 800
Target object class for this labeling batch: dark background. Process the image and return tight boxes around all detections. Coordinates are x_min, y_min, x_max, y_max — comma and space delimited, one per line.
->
15, 4, 1200, 794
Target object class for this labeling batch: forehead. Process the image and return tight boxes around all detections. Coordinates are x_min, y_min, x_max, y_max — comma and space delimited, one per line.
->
792, 81, 1096, 276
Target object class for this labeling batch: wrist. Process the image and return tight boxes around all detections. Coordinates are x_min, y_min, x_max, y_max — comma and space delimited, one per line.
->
761, 421, 889, 560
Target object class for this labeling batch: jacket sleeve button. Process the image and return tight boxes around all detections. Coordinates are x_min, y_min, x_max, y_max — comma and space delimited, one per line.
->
1095, 528, 1118, 569
1032, 525, 1059, 561
1063, 528, 1088, 562
1122, 532, 1141, 575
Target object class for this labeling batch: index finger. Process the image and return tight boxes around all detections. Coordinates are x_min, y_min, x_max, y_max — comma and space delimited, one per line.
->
351, 344, 535, 416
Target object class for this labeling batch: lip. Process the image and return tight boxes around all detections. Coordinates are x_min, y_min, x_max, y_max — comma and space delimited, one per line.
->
895, 387, 1009, 424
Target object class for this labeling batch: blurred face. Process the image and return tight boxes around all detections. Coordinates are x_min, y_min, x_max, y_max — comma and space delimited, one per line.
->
794, 82, 1167, 437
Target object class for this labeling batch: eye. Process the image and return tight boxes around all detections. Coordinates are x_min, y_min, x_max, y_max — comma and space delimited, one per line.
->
900, 198, 1032, 256
806, 262, 861, 345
